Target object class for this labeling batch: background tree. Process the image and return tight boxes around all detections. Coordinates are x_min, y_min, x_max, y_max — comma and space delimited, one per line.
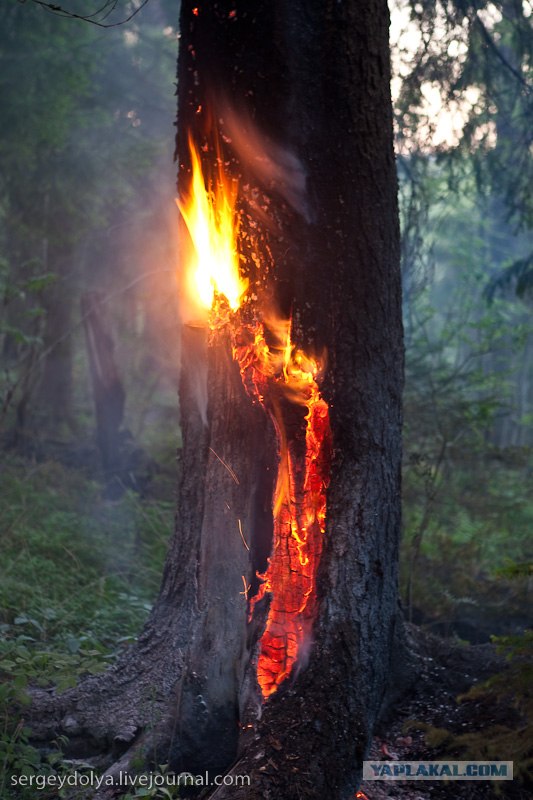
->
401, 180, 532, 632
391, 0, 533, 636
0, 0, 180, 453
392, 0, 532, 296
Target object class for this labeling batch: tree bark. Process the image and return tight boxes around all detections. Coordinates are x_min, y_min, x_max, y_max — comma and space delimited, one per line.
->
29, 2, 408, 797
38, 251, 75, 435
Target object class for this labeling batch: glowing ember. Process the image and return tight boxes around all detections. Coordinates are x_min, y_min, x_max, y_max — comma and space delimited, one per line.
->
177, 127, 331, 699
233, 318, 331, 697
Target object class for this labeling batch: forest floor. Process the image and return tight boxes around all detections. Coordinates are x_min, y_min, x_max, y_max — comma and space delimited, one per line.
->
0, 450, 530, 800
360, 628, 531, 800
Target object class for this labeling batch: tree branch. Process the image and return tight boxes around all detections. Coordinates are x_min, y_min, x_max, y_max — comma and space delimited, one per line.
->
26, 0, 152, 28
473, 10, 531, 93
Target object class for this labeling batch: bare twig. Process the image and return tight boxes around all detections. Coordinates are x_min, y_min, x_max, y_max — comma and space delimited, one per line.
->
27, 0, 152, 29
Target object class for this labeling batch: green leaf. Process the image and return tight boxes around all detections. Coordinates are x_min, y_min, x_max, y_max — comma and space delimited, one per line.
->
24, 273, 58, 292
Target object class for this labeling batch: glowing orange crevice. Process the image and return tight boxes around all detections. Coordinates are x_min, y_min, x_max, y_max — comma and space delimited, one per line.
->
178, 132, 331, 699
233, 319, 331, 697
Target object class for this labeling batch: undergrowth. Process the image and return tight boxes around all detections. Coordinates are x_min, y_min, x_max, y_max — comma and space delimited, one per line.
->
402, 450, 533, 639
0, 455, 173, 799
405, 630, 533, 795
453, 631, 533, 788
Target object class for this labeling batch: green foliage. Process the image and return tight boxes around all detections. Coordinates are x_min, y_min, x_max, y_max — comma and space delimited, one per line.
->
460, 631, 533, 715
0, 456, 173, 798
494, 561, 533, 579
395, 0, 532, 232
406, 632, 533, 791
401, 159, 533, 633
487, 253, 533, 301
403, 720, 454, 748
0, 677, 70, 800
122, 764, 183, 799
0, 0, 179, 437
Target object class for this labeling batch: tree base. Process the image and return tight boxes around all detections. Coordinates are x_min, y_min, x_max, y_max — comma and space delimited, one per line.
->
25, 615, 421, 799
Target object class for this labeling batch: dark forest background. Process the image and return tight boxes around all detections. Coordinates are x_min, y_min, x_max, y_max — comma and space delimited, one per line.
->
0, 0, 531, 796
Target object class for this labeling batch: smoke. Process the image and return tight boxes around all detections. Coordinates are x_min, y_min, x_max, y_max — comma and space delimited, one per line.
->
220, 106, 311, 223
292, 623, 315, 682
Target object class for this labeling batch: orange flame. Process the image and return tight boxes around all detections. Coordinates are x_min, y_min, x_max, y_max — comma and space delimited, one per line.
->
178, 128, 331, 699
177, 134, 247, 320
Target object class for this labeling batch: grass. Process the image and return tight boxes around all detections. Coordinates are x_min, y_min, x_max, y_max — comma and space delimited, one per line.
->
401, 450, 533, 638
0, 454, 174, 798
0, 441, 530, 797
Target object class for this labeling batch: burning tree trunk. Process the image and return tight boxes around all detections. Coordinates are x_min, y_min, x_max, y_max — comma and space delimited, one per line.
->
167, 1, 405, 791
29, 1, 407, 797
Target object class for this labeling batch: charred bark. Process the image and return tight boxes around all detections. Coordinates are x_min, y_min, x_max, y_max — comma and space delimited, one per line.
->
28, 1, 408, 798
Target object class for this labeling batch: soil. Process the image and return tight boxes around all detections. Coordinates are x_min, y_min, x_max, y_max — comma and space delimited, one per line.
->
359, 626, 530, 800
